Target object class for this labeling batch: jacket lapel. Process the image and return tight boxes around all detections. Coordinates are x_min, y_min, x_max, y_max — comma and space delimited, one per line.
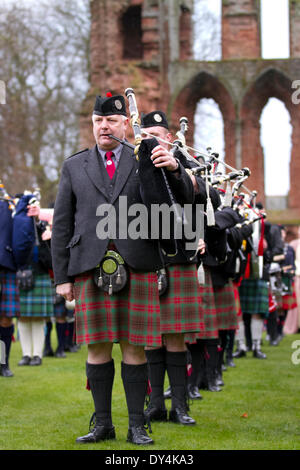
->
84, 146, 108, 200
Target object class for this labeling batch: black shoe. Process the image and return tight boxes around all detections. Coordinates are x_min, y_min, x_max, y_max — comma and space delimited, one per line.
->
253, 349, 267, 359
226, 356, 236, 368
127, 426, 154, 445
144, 404, 168, 422
29, 356, 42, 366
65, 344, 80, 353
216, 373, 224, 387
55, 349, 66, 358
270, 339, 279, 346
169, 406, 196, 425
43, 347, 54, 357
0, 365, 14, 377
206, 380, 222, 392
232, 349, 246, 358
76, 425, 116, 443
164, 386, 172, 399
187, 384, 203, 400
18, 356, 31, 366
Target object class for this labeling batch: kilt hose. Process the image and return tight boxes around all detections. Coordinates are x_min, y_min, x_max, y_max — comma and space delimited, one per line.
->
213, 279, 239, 330
238, 278, 269, 318
0, 269, 20, 318
185, 266, 218, 343
19, 273, 54, 318
74, 269, 161, 347
159, 263, 205, 336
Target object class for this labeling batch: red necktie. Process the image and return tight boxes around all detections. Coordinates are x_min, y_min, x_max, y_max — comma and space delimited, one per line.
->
105, 151, 116, 179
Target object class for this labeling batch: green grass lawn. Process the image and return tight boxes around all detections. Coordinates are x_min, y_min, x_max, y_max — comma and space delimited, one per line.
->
1, 329, 300, 450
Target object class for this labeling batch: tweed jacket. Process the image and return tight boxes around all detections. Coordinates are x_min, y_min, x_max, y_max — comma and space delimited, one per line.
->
51, 144, 194, 285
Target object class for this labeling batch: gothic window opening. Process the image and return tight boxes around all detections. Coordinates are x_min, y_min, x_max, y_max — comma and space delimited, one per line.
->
121, 6, 143, 60
260, 97, 292, 210
193, 98, 224, 164
192, 0, 221, 61
261, 0, 290, 59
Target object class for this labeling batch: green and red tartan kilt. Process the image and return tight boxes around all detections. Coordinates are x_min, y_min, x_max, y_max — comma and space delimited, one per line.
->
0, 269, 20, 318
159, 263, 204, 335
19, 273, 54, 318
213, 279, 239, 330
282, 285, 297, 310
185, 267, 218, 343
74, 269, 161, 347
238, 278, 269, 318
281, 277, 297, 311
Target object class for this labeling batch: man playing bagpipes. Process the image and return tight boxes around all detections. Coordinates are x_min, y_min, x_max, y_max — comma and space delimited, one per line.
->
51, 92, 195, 445
236, 202, 284, 358
139, 110, 212, 426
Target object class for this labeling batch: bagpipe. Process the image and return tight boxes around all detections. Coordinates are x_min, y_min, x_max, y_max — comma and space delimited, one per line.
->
0, 181, 42, 273
108, 89, 266, 266
109, 88, 189, 257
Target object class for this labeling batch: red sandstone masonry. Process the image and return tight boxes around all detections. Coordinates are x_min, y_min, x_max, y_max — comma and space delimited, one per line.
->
79, 0, 300, 221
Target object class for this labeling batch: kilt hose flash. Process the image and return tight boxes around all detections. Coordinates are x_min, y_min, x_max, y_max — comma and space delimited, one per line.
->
19, 273, 54, 318
0, 269, 20, 318
185, 266, 218, 343
238, 278, 269, 318
213, 279, 239, 330
74, 269, 162, 347
159, 263, 205, 336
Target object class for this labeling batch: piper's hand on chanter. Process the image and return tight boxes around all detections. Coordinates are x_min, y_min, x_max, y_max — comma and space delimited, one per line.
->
56, 282, 75, 302
197, 238, 206, 255
150, 145, 179, 172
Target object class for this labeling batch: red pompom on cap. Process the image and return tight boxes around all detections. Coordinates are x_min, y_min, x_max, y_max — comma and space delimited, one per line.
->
106, 92, 112, 97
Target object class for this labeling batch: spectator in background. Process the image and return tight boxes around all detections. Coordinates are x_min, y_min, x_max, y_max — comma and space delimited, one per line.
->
17, 199, 54, 366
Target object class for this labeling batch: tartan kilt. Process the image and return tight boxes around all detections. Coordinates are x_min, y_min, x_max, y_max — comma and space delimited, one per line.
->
74, 269, 161, 347
159, 263, 204, 335
19, 273, 54, 318
238, 278, 269, 318
282, 283, 297, 311
213, 279, 239, 330
185, 267, 218, 343
0, 269, 20, 318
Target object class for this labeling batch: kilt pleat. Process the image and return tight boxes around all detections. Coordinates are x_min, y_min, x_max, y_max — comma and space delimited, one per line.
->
0, 270, 20, 318
19, 273, 54, 318
214, 279, 239, 330
74, 269, 161, 347
159, 264, 204, 335
185, 267, 218, 343
238, 278, 269, 317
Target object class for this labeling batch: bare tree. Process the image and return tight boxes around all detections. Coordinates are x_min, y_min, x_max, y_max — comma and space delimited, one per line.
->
0, 0, 90, 205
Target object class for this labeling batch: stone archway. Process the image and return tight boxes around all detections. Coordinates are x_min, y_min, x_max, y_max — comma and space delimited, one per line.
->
169, 71, 236, 168
240, 67, 300, 210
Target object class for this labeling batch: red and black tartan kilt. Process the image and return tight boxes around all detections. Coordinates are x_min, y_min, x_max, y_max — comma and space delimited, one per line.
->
185, 266, 218, 343
213, 279, 239, 330
74, 268, 161, 347
159, 263, 205, 335
0, 269, 20, 318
